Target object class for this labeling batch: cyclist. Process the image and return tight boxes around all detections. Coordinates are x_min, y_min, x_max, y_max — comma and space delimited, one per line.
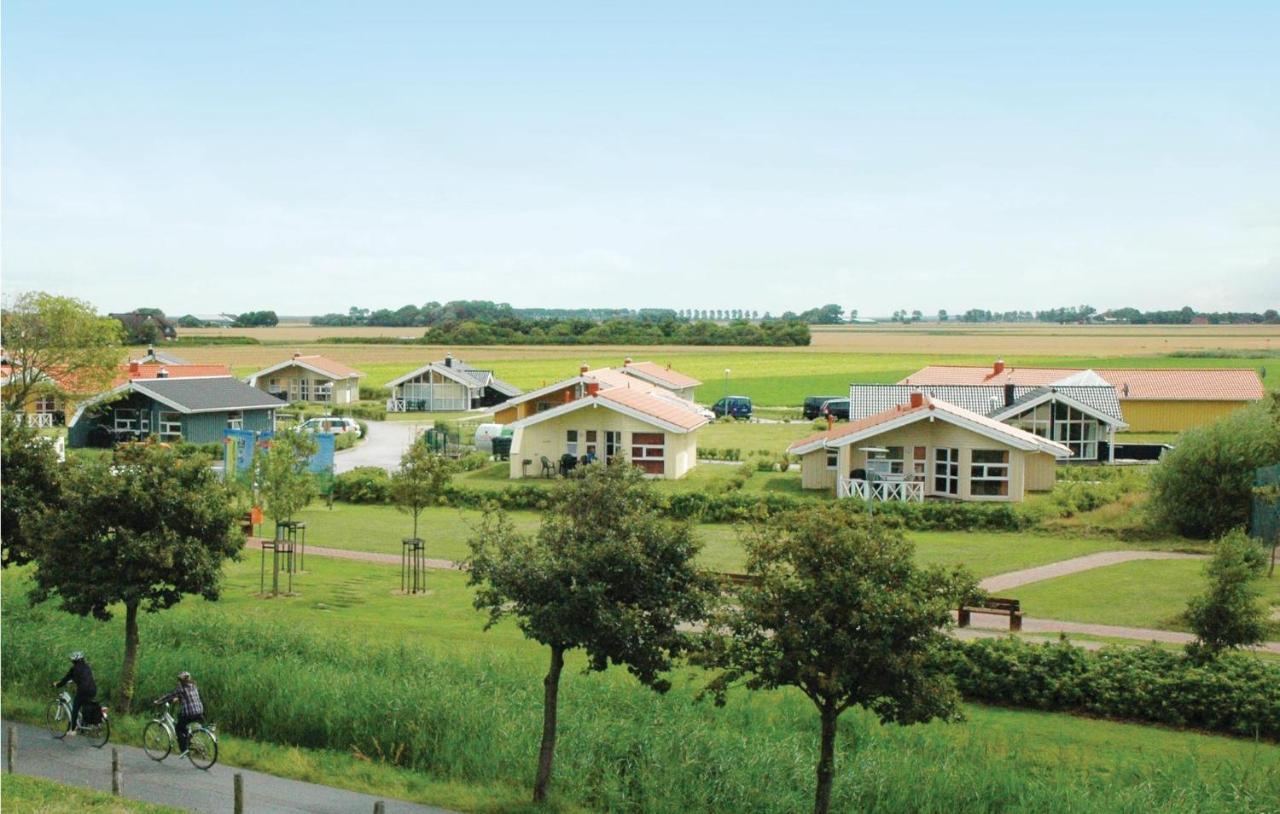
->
156, 671, 204, 757
52, 651, 97, 736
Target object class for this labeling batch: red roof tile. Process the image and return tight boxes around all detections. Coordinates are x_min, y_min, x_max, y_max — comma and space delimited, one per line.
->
596, 386, 707, 431
620, 361, 702, 389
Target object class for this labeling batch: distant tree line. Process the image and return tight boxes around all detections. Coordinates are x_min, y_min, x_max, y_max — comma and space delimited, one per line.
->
425, 315, 810, 346
955, 305, 1279, 325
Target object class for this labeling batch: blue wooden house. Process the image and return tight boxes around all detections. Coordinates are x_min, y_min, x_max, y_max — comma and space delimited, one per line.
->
69, 376, 281, 447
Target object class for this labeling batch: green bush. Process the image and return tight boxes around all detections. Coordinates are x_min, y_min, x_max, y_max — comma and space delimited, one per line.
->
1148, 398, 1280, 538
172, 442, 222, 459
334, 402, 387, 421
456, 452, 491, 472
359, 384, 389, 401
699, 447, 742, 462
332, 466, 392, 503
938, 636, 1280, 739
334, 431, 358, 451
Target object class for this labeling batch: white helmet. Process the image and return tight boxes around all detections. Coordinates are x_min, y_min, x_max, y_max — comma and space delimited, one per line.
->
69, 651, 85, 662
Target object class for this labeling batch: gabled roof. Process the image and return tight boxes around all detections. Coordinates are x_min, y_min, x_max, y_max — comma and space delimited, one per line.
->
248, 355, 364, 384
900, 363, 1265, 402
848, 383, 1124, 424
129, 348, 190, 366
70, 376, 282, 426
989, 387, 1128, 428
509, 386, 708, 434
386, 357, 523, 398
788, 396, 1072, 457
619, 360, 702, 390
114, 363, 232, 386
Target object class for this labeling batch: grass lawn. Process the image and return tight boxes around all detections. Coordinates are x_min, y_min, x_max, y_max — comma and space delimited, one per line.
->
697, 420, 820, 454
0, 774, 183, 813
1011, 557, 1280, 631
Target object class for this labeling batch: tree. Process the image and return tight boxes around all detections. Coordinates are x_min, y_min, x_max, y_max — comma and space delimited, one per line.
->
28, 442, 241, 711
1, 412, 62, 567
0, 291, 123, 412
391, 442, 455, 541
1148, 397, 1280, 538
910, 309, 923, 322
254, 431, 319, 532
1185, 530, 1269, 659
698, 505, 975, 814
938, 309, 948, 321
466, 459, 713, 803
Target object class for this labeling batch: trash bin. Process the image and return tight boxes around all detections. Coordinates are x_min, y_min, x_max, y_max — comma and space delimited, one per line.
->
491, 436, 513, 461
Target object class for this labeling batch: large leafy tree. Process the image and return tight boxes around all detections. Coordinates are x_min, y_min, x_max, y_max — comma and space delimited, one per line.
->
391, 442, 455, 541
1148, 396, 1280, 538
1186, 530, 1269, 659
466, 459, 714, 803
699, 505, 976, 814
0, 412, 62, 567
28, 442, 242, 712
1, 291, 123, 411
254, 431, 319, 531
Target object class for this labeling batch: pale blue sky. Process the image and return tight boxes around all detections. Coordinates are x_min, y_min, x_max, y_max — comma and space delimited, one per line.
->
3, 2, 1277, 316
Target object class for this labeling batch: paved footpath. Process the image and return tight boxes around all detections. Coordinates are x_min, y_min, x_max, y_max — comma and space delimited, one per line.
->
1, 721, 456, 814
247, 538, 461, 572
978, 550, 1205, 593
334, 420, 421, 474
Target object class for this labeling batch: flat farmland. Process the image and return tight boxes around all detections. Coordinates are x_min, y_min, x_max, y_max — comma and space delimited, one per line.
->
148, 323, 1279, 407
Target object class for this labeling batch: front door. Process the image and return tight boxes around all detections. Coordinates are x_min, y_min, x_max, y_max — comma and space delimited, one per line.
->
933, 448, 959, 496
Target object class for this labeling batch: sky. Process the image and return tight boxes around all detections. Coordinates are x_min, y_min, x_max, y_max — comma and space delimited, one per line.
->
3, 1, 1277, 317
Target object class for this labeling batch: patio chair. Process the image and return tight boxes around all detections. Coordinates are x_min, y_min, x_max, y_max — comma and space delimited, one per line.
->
540, 456, 555, 478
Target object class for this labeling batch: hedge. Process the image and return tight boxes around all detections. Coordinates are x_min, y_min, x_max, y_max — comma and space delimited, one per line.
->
937, 636, 1280, 740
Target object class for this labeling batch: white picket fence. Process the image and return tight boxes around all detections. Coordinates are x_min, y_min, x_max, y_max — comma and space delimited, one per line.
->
837, 477, 924, 502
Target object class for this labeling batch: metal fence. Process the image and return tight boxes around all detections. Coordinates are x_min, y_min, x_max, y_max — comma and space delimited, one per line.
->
1251, 463, 1280, 544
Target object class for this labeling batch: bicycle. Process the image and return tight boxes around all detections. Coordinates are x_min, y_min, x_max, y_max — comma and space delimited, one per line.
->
143, 700, 219, 770
45, 690, 110, 748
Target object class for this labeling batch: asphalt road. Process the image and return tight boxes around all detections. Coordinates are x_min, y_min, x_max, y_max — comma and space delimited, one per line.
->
334, 420, 420, 474
1, 720, 455, 813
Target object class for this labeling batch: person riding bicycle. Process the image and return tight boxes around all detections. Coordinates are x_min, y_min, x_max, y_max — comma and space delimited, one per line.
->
156, 671, 204, 756
52, 651, 97, 736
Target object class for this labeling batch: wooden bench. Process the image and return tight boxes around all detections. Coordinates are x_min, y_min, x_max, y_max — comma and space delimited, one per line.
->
958, 597, 1023, 632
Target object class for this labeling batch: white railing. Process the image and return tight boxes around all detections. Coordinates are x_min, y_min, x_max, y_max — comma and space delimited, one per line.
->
387, 398, 405, 413
837, 478, 924, 502
17, 412, 55, 428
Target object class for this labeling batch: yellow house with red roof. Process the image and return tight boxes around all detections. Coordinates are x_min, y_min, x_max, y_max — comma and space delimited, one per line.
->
246, 354, 364, 405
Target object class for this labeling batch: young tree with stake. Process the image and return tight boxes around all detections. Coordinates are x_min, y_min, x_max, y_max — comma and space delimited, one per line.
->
466, 459, 714, 803
391, 441, 456, 542
28, 442, 241, 712
698, 505, 976, 814
254, 430, 319, 534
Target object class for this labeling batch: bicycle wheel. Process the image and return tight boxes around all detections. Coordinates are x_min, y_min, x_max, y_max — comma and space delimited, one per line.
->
87, 717, 110, 748
142, 721, 171, 761
186, 728, 218, 770
45, 701, 68, 739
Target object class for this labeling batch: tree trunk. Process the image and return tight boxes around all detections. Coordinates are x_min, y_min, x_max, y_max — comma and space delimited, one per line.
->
813, 704, 839, 814
532, 645, 565, 803
117, 602, 140, 713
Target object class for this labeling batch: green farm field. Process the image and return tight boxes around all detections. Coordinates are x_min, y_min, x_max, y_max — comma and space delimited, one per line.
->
3, 557, 1276, 813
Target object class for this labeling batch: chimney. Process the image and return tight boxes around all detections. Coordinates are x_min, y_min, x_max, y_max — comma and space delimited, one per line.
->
1004, 383, 1016, 406
147, 344, 156, 357
157, 367, 170, 379
444, 353, 453, 368
623, 357, 632, 366
128, 361, 140, 375
293, 351, 301, 360
993, 359, 1005, 375
580, 363, 589, 375
587, 382, 600, 396
909, 391, 924, 409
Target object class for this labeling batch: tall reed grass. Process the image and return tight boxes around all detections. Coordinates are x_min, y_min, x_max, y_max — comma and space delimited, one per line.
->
4, 593, 1276, 813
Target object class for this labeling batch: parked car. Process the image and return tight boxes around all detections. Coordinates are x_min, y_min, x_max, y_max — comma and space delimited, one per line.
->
712, 396, 753, 419
298, 416, 362, 436
820, 398, 850, 421
803, 395, 844, 420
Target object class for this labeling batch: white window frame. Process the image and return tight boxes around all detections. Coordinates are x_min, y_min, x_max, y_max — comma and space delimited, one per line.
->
825, 450, 838, 470
314, 381, 333, 403
970, 449, 1010, 498
114, 408, 139, 432
934, 447, 959, 496
566, 429, 579, 457
1052, 404, 1099, 460
630, 432, 665, 474
867, 446, 905, 476
227, 411, 244, 430
605, 430, 622, 461
299, 378, 310, 402
585, 430, 598, 457
158, 411, 183, 440
267, 377, 282, 395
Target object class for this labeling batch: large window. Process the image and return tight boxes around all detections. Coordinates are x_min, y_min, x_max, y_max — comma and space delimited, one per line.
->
912, 446, 927, 479
1008, 403, 1052, 438
314, 382, 333, 403
114, 409, 139, 432
631, 432, 665, 475
159, 411, 182, 440
1053, 404, 1098, 460
227, 411, 244, 430
934, 448, 958, 496
970, 449, 1010, 497
566, 429, 579, 456
605, 431, 622, 461
867, 446, 905, 476
299, 378, 310, 401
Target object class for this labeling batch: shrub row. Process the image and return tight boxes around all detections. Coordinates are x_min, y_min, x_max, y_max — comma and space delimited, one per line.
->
938, 636, 1280, 740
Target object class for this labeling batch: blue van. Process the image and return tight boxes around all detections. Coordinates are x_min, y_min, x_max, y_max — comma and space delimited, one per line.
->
712, 396, 753, 419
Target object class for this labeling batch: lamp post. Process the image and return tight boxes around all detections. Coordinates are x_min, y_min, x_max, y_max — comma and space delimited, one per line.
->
858, 446, 888, 519
723, 368, 731, 402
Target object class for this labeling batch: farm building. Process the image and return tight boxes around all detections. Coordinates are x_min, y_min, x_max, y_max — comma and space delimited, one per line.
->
788, 393, 1070, 502
502, 364, 708, 479
617, 358, 702, 401
385, 353, 521, 412
110, 311, 178, 342
899, 361, 1265, 432
848, 378, 1126, 462
68, 376, 280, 447
247, 353, 364, 405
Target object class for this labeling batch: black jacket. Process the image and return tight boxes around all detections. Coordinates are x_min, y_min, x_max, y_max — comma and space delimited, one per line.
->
57, 662, 97, 698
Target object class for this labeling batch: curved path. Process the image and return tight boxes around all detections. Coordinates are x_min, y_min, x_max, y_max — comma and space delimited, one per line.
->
0, 720, 454, 814
979, 550, 1205, 593
334, 420, 420, 474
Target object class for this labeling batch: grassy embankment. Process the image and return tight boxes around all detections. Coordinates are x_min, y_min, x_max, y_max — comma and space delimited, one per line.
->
3, 558, 1277, 813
